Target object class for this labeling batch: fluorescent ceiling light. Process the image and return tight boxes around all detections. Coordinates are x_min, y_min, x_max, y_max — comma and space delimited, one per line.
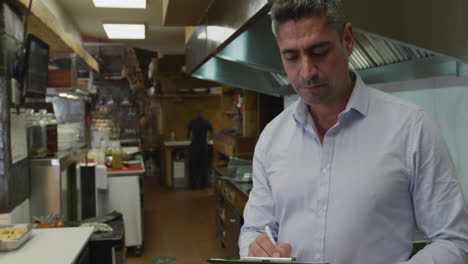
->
93, 0, 146, 9
103, 24, 145, 39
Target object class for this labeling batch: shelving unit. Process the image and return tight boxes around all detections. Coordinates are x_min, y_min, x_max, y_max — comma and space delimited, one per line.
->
220, 86, 240, 132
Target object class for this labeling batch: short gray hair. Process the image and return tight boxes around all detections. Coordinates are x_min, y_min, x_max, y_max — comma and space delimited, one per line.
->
269, 0, 346, 40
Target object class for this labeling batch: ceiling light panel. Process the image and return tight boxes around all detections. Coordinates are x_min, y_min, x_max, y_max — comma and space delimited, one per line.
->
93, 0, 146, 9
103, 24, 145, 39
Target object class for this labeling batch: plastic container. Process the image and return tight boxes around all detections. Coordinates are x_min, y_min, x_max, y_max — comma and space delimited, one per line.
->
111, 141, 123, 169
44, 112, 58, 156
96, 138, 106, 165
26, 109, 47, 158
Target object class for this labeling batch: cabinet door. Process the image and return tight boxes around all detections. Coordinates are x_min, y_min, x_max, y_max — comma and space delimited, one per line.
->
215, 189, 225, 245
224, 203, 240, 259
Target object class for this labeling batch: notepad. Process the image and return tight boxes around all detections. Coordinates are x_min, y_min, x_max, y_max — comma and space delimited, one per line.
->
240, 257, 295, 263
207, 258, 329, 264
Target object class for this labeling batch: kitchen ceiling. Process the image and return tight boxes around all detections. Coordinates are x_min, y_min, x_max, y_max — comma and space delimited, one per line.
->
57, 0, 186, 54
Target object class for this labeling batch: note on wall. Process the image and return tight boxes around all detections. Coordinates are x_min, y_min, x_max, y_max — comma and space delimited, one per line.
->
10, 108, 28, 164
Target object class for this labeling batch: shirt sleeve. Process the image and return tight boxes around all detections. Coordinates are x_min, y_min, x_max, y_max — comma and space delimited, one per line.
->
187, 120, 193, 130
239, 141, 278, 257
402, 111, 468, 264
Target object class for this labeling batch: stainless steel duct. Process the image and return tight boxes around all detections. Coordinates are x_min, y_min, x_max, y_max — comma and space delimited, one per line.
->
187, 0, 468, 96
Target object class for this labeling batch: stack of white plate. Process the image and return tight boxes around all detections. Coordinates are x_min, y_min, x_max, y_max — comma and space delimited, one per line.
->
58, 123, 80, 151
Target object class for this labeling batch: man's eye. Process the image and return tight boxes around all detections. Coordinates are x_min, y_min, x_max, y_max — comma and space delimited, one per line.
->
312, 47, 329, 56
284, 55, 298, 61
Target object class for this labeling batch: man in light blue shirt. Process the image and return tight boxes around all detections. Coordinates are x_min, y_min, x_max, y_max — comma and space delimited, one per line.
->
239, 0, 468, 263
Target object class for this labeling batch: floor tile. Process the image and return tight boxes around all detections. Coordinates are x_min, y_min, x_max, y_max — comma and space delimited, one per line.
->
127, 177, 226, 264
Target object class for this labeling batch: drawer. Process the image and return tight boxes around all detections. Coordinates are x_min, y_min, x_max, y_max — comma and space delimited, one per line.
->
216, 178, 224, 192
234, 194, 248, 215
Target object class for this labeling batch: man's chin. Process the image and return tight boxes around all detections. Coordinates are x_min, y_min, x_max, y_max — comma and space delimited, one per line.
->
300, 94, 326, 105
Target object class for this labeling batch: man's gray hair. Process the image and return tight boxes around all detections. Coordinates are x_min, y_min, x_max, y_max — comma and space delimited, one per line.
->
269, 0, 346, 40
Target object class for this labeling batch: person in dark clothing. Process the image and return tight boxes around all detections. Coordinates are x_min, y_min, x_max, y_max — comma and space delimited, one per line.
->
187, 112, 213, 189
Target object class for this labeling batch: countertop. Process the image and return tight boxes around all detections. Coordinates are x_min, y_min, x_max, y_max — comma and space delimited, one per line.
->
0, 227, 93, 263
164, 140, 213, 147
215, 167, 253, 198
107, 163, 146, 176
29, 144, 86, 168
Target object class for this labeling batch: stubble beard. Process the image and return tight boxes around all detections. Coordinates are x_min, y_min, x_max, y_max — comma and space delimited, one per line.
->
295, 78, 334, 105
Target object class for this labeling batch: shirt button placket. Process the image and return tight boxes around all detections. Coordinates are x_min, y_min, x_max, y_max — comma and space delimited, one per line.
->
318, 136, 333, 260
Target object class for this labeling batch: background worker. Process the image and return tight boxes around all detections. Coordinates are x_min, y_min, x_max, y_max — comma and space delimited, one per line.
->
187, 111, 213, 189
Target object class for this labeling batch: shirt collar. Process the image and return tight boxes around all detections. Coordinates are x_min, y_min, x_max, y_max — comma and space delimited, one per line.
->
292, 71, 369, 125
293, 98, 309, 125
344, 71, 369, 117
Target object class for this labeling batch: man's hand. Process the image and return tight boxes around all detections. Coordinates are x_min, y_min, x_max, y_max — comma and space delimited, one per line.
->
248, 234, 292, 257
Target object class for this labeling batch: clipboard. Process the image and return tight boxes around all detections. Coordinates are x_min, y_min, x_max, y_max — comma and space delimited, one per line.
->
207, 257, 329, 264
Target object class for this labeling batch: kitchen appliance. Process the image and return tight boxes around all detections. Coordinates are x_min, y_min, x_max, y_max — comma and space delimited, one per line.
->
98, 173, 144, 254
80, 163, 96, 220
29, 149, 82, 222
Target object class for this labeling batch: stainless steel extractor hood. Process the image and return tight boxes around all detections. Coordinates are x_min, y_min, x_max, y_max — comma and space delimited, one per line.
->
187, 0, 468, 97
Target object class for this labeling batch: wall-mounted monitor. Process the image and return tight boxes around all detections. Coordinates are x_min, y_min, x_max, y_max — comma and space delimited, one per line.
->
23, 33, 50, 99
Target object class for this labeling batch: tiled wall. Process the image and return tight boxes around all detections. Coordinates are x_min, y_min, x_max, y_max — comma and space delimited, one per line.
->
374, 75, 468, 202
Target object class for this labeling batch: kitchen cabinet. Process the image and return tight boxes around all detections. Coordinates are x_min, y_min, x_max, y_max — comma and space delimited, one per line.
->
162, 140, 213, 188
162, 141, 191, 188
214, 168, 252, 259
224, 202, 241, 259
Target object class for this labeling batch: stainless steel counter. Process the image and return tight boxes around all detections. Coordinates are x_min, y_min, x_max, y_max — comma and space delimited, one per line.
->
29, 145, 86, 221
29, 144, 86, 169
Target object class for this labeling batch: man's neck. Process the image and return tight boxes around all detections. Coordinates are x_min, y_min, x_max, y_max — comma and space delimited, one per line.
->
308, 72, 356, 143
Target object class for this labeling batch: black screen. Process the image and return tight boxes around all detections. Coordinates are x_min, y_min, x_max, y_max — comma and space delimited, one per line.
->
24, 34, 49, 98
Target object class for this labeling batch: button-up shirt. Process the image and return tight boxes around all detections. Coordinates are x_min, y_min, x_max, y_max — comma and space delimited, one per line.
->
239, 74, 468, 264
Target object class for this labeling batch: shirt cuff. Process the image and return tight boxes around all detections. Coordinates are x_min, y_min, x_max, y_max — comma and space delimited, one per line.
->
239, 231, 262, 257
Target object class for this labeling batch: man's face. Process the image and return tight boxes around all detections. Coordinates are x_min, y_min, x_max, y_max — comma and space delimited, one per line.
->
277, 14, 354, 106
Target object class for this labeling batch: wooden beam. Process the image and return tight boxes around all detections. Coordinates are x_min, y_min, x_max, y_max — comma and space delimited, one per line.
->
17, 0, 99, 72
163, 0, 214, 26
185, 26, 195, 44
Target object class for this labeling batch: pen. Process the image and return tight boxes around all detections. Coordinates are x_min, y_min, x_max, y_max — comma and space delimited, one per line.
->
264, 224, 277, 246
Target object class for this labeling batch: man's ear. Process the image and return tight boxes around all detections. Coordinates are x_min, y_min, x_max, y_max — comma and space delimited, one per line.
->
343, 22, 354, 56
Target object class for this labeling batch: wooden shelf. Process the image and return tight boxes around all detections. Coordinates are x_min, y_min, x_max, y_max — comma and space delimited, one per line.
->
17, 0, 99, 72
213, 134, 256, 159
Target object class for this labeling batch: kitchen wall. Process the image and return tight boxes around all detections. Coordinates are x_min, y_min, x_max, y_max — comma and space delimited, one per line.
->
0, 1, 30, 214
159, 94, 222, 141
374, 75, 468, 202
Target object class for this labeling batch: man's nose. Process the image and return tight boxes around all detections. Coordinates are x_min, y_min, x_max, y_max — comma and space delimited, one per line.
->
299, 56, 318, 80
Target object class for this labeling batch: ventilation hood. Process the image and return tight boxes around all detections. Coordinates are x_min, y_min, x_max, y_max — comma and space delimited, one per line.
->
187, 0, 468, 97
